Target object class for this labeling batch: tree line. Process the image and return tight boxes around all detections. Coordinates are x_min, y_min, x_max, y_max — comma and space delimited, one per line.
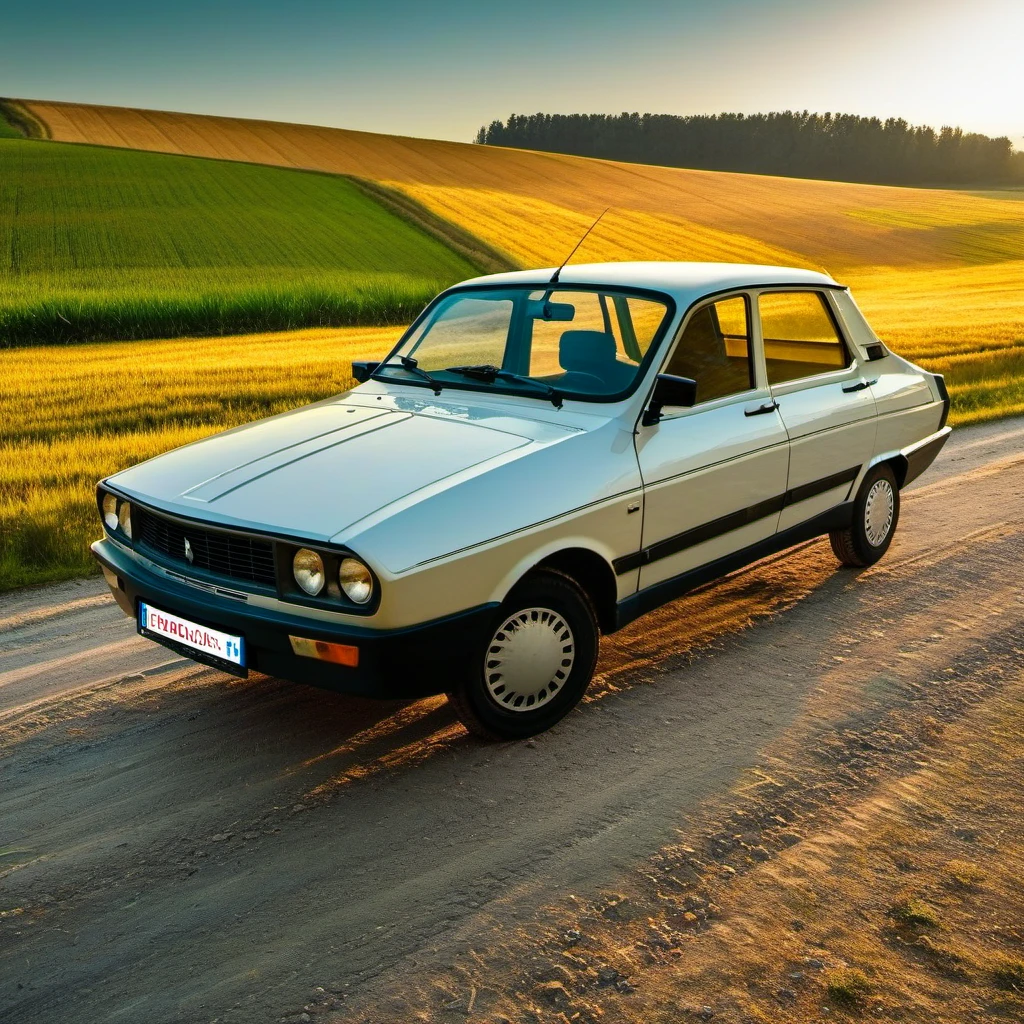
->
475, 111, 1024, 187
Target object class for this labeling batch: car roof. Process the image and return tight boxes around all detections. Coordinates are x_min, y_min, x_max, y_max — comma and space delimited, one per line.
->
456, 261, 841, 304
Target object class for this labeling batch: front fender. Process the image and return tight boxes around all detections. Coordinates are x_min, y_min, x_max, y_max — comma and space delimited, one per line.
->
488, 533, 621, 607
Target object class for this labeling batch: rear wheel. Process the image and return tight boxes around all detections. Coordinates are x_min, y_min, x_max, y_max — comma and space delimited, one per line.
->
447, 571, 599, 740
830, 463, 900, 567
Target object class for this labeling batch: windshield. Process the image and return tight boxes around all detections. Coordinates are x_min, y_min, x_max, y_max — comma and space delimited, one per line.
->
374, 286, 672, 402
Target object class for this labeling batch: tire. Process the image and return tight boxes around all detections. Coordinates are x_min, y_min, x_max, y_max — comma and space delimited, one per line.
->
447, 570, 600, 740
829, 463, 900, 567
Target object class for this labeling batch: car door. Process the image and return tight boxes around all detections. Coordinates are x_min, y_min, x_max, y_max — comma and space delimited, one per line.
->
758, 289, 878, 532
634, 292, 790, 591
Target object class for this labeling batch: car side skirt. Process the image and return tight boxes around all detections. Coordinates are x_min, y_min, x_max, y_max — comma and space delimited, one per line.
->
613, 503, 854, 631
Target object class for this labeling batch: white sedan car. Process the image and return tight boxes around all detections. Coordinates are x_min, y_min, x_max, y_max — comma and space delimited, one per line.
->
94, 262, 950, 739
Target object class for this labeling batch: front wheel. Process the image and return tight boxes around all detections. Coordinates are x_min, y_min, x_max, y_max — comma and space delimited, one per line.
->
447, 571, 599, 740
830, 463, 900, 567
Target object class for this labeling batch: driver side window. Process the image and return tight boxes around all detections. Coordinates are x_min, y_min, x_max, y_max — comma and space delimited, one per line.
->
665, 295, 753, 404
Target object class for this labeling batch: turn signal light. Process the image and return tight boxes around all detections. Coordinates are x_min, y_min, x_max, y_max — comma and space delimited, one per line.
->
288, 635, 359, 668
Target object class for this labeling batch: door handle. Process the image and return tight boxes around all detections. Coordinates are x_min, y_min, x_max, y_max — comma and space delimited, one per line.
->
842, 378, 878, 393
744, 400, 779, 416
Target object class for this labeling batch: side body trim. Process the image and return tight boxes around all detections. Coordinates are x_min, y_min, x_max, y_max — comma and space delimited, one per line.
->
785, 466, 859, 506
613, 466, 860, 575
613, 503, 854, 630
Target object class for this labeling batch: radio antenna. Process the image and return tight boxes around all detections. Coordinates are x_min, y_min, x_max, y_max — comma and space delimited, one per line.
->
550, 208, 609, 284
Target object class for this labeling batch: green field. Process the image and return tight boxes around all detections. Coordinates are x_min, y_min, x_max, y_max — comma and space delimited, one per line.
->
0, 137, 478, 344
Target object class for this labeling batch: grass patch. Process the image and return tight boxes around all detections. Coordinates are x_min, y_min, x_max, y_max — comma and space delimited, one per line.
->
888, 897, 940, 928
920, 347, 1024, 426
0, 137, 478, 344
992, 959, 1024, 992
842, 261, 1024, 426
0, 102, 26, 139
943, 859, 986, 890
0, 99, 47, 139
825, 968, 872, 1008
2, 271, 442, 344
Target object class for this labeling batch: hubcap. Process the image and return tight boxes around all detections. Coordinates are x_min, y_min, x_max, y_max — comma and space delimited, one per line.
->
864, 478, 895, 546
484, 607, 575, 712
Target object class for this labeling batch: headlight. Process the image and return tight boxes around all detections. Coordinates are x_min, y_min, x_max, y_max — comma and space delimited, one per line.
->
339, 557, 373, 604
101, 491, 133, 539
293, 548, 325, 596
118, 501, 133, 539
102, 492, 119, 530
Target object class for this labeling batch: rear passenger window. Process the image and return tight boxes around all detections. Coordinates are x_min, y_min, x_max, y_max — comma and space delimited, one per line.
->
759, 292, 850, 385
665, 295, 753, 404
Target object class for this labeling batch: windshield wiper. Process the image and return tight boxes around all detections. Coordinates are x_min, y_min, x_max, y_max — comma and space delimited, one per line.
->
379, 355, 442, 395
445, 365, 563, 409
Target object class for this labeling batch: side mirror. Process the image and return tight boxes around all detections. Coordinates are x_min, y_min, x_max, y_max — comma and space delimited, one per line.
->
352, 360, 380, 383
642, 373, 697, 426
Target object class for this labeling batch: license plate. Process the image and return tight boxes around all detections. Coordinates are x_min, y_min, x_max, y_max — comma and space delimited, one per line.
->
138, 601, 246, 676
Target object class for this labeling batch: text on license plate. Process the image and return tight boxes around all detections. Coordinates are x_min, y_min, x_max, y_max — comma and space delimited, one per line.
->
139, 601, 245, 666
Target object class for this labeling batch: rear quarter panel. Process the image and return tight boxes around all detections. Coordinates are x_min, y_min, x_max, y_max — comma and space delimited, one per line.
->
870, 357, 945, 453
831, 287, 946, 460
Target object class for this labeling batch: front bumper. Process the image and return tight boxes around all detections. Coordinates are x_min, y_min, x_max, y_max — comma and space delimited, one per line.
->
92, 538, 496, 698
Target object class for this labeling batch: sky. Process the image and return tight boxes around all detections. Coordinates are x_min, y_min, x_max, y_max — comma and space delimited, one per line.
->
2, 0, 1022, 147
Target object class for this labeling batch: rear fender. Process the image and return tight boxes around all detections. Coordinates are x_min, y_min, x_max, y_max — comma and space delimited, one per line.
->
865, 426, 952, 489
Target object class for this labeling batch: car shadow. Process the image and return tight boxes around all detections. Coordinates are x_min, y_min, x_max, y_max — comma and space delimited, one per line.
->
250, 536, 850, 799
5, 537, 852, 815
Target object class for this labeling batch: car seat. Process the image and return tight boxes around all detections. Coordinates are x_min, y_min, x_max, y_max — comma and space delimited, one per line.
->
666, 307, 751, 402
558, 330, 636, 392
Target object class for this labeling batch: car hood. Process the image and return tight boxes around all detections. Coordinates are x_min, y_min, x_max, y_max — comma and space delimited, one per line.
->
109, 395, 579, 542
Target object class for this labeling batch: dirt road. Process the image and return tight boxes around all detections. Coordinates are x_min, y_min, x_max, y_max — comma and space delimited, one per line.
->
2, 417, 1023, 1023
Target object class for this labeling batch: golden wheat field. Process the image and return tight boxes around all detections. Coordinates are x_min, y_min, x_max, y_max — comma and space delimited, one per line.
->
3, 99, 1023, 588
1, 312, 1015, 590
0, 327, 398, 588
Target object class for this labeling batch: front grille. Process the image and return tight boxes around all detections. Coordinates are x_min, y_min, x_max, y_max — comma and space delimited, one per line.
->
134, 505, 277, 587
